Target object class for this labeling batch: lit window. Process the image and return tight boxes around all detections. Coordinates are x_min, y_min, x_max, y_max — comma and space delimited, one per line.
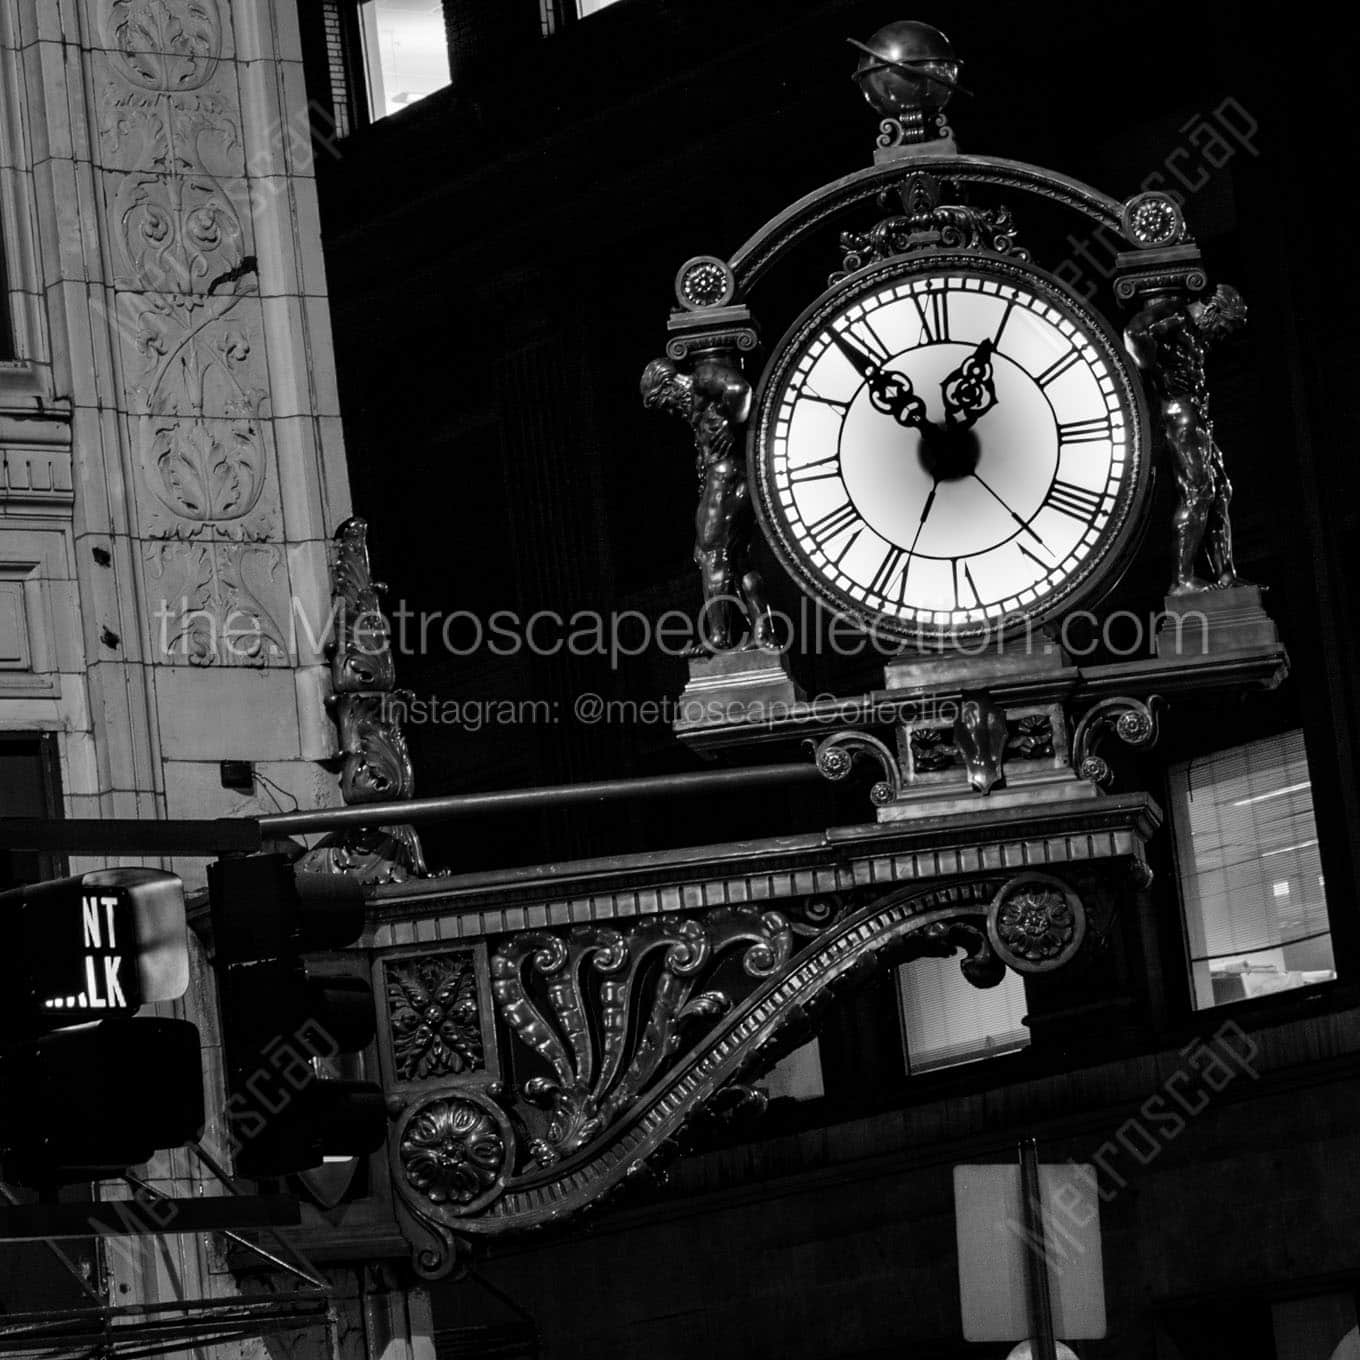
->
358, 0, 451, 121
1170, 730, 1335, 1009
1272, 1293, 1357, 1360
540, 0, 626, 32
758, 1039, 824, 1103
897, 953, 1030, 1074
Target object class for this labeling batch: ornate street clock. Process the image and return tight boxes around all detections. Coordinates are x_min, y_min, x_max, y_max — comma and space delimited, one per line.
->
645, 15, 1276, 773
639, 18, 1236, 666
753, 252, 1149, 644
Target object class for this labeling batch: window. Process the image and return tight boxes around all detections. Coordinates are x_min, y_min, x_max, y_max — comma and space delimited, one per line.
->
1170, 730, 1335, 1010
1272, 1293, 1358, 1360
897, 953, 1030, 1073
759, 1039, 825, 1102
357, 0, 451, 120
539, 0, 627, 35
0, 734, 62, 891
0, 248, 12, 359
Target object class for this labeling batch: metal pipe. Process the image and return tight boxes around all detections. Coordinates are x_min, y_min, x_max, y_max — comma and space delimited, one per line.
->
123, 1172, 321, 1292
258, 762, 822, 837
187, 1143, 329, 1292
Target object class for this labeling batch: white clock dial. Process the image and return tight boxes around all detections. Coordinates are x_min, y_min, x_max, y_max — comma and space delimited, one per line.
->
752, 255, 1150, 644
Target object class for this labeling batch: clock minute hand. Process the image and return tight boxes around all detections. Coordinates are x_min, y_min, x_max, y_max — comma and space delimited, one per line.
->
940, 339, 998, 431
971, 470, 1051, 555
828, 330, 930, 431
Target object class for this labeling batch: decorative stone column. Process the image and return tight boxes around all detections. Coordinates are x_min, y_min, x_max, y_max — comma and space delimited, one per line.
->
0, 2, 392, 1354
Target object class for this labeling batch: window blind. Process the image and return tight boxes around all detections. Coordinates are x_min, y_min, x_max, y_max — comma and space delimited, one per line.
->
898, 952, 1029, 1073
1170, 729, 1333, 1008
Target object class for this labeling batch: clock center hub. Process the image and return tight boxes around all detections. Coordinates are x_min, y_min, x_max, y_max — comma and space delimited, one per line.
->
837, 344, 1058, 560
919, 424, 981, 481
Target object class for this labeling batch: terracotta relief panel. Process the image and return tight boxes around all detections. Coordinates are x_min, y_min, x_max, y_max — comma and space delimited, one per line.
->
90, 0, 291, 664
143, 537, 289, 666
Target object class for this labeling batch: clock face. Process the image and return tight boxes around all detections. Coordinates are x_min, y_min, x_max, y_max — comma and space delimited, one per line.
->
751, 254, 1150, 645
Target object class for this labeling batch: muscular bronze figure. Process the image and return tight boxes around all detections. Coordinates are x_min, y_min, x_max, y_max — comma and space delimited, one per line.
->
641, 355, 776, 651
1125, 284, 1249, 595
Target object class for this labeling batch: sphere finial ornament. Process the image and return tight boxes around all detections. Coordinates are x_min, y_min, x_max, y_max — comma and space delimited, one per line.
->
852, 21, 960, 117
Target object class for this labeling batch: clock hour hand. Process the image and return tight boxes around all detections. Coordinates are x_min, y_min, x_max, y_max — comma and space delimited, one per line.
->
829, 329, 930, 431
940, 339, 998, 431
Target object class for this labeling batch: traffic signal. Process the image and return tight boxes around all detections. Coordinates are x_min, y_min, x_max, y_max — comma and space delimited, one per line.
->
0, 868, 203, 1184
208, 852, 387, 1178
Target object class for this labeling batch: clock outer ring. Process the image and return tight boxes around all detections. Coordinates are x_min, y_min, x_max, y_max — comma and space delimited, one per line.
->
748, 251, 1152, 649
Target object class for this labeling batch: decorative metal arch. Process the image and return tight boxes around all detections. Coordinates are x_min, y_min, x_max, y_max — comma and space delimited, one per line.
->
727, 154, 1141, 297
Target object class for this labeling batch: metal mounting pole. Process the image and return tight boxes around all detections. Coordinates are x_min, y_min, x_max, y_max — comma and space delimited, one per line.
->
187, 1143, 328, 1291
1019, 1138, 1058, 1360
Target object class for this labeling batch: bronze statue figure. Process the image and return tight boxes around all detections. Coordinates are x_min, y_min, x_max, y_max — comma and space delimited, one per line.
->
641, 355, 775, 651
1124, 284, 1249, 595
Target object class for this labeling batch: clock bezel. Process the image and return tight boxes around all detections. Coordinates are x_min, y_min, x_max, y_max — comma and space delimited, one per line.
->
749, 250, 1153, 648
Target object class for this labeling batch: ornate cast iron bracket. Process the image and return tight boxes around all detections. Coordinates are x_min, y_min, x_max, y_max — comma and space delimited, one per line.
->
811, 730, 904, 805
296, 518, 430, 883
1071, 695, 1165, 787
814, 692, 1040, 803
912, 712, 1055, 779
384, 871, 1090, 1274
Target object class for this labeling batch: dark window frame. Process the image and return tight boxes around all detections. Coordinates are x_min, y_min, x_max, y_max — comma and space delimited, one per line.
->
0, 732, 65, 889
0, 224, 14, 359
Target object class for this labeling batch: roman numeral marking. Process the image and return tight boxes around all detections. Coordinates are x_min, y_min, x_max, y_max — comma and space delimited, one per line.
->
789, 456, 842, 484
1036, 348, 1081, 387
848, 319, 893, 362
1047, 479, 1105, 521
992, 299, 1017, 348
913, 289, 950, 344
807, 501, 862, 549
869, 546, 907, 599
952, 559, 982, 608
1058, 415, 1113, 444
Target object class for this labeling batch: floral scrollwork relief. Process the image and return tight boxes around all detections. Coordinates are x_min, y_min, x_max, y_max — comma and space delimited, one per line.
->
140, 399, 268, 529
106, 0, 226, 92
335, 693, 415, 804
146, 539, 288, 665
385, 952, 485, 1083
831, 174, 1029, 283
330, 518, 397, 693
395, 1090, 513, 1218
491, 908, 793, 1167
986, 872, 1087, 973
102, 0, 278, 548
294, 826, 429, 886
